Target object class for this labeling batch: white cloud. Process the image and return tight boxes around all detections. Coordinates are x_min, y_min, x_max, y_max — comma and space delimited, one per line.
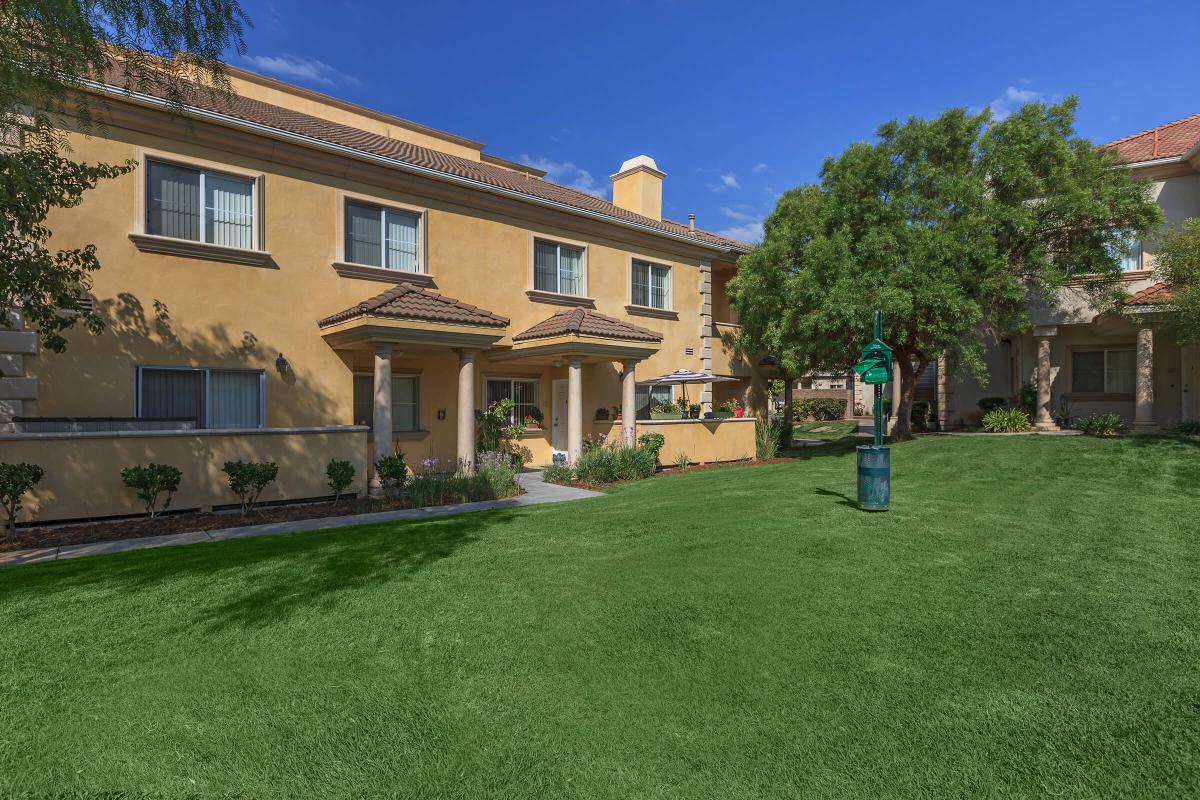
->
987, 85, 1044, 121
717, 219, 764, 244
752, 162, 769, 174
243, 54, 360, 88
721, 206, 756, 222
519, 155, 607, 197
719, 172, 740, 190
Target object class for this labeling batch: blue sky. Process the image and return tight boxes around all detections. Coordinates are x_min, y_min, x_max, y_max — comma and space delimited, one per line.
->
232, 0, 1200, 243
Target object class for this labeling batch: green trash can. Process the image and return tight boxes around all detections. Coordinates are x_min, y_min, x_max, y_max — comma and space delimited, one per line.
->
857, 445, 890, 511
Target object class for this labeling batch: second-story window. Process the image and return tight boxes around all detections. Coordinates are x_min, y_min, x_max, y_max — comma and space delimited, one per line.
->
534, 239, 584, 295
1109, 231, 1143, 272
146, 160, 255, 249
345, 200, 421, 272
631, 259, 671, 309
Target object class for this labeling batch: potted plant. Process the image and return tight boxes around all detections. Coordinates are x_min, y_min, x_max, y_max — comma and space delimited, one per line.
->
715, 398, 742, 419
595, 406, 610, 421
524, 407, 543, 430
688, 403, 701, 419
610, 405, 622, 422
650, 400, 679, 420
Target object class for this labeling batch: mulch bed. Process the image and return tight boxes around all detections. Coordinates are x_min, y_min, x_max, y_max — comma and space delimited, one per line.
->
4, 488, 532, 553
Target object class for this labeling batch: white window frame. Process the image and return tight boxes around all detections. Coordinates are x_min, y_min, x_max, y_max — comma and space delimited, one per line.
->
532, 237, 588, 296
630, 258, 673, 310
353, 372, 421, 432
340, 195, 426, 274
134, 365, 266, 429
1070, 348, 1135, 394
483, 376, 541, 425
142, 156, 261, 251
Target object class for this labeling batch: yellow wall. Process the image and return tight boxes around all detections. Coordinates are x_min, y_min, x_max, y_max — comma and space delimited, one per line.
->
4, 428, 367, 523
27, 103, 724, 456
591, 418, 756, 464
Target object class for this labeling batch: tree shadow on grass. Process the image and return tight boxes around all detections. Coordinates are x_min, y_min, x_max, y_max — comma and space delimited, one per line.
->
0, 508, 522, 633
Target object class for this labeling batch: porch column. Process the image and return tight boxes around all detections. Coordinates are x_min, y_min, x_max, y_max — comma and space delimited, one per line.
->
568, 357, 583, 463
844, 372, 856, 419
369, 344, 393, 498
1033, 328, 1058, 431
1134, 326, 1156, 432
621, 359, 637, 447
457, 349, 477, 469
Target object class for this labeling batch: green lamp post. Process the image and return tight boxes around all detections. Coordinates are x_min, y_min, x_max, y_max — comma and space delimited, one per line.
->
851, 310, 893, 511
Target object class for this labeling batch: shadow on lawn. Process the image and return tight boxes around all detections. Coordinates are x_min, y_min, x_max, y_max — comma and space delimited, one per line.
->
0, 508, 520, 632
813, 487, 859, 508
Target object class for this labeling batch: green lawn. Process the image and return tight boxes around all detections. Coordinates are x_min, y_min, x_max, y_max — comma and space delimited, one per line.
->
3, 436, 1199, 798
793, 419, 861, 440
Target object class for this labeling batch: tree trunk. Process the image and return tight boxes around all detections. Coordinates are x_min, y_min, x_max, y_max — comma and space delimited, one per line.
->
780, 375, 794, 450
891, 352, 930, 441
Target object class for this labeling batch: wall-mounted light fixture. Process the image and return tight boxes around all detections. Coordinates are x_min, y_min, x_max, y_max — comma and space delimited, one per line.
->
275, 353, 290, 375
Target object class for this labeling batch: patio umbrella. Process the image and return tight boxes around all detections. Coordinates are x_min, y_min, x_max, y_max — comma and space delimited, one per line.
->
637, 369, 738, 412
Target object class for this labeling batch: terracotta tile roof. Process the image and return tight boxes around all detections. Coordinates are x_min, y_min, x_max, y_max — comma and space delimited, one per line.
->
512, 308, 663, 343
1102, 115, 1200, 164
318, 282, 509, 328
95, 67, 748, 253
1124, 281, 1174, 305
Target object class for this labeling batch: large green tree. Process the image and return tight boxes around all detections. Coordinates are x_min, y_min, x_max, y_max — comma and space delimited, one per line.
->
1, 0, 249, 352
1152, 218, 1200, 344
730, 99, 1162, 438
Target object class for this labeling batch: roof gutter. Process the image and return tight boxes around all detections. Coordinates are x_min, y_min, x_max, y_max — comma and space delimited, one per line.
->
79, 79, 745, 255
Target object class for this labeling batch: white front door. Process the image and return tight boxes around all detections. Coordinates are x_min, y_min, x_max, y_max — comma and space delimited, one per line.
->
551, 379, 569, 456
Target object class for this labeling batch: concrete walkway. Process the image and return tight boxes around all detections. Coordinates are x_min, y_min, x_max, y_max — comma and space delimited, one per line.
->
0, 472, 603, 567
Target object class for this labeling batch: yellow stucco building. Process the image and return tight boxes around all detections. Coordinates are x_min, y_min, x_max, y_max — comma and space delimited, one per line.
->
0, 64, 767, 522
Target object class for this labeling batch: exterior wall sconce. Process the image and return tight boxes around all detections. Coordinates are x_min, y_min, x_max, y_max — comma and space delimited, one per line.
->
275, 353, 290, 375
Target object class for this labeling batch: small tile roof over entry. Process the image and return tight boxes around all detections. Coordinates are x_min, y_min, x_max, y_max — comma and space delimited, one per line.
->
512, 308, 663, 343
318, 283, 510, 328
1124, 281, 1174, 305
1102, 115, 1200, 164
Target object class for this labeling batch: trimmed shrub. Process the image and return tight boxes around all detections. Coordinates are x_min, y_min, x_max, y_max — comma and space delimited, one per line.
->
574, 447, 619, 486
616, 446, 656, 481
978, 397, 1008, 413
325, 459, 355, 504
120, 462, 183, 518
1076, 413, 1124, 436
375, 452, 407, 498
1, 462, 45, 537
1174, 419, 1200, 436
222, 460, 278, 514
982, 408, 1033, 433
637, 432, 666, 462
806, 398, 847, 421
542, 464, 574, 485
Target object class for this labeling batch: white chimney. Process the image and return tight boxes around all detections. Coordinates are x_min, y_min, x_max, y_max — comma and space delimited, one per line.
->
610, 155, 665, 221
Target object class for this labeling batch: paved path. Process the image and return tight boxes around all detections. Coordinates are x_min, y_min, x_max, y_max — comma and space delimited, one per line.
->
0, 472, 603, 567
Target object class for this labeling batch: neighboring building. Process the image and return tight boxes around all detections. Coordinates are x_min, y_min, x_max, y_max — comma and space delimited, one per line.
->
946, 114, 1200, 430
0, 62, 765, 522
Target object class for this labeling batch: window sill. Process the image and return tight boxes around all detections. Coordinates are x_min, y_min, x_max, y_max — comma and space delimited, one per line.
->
625, 304, 678, 320
526, 289, 595, 308
128, 233, 275, 268
333, 262, 435, 287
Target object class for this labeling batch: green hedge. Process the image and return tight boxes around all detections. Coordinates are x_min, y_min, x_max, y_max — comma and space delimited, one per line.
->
796, 397, 847, 421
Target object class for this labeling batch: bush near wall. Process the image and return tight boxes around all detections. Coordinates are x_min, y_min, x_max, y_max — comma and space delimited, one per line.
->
797, 398, 848, 421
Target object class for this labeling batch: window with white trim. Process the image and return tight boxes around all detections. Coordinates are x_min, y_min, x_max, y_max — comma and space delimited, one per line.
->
352, 374, 419, 432
137, 366, 264, 429
631, 259, 671, 309
533, 239, 585, 295
484, 377, 540, 425
146, 160, 255, 249
1072, 349, 1135, 394
344, 200, 422, 272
